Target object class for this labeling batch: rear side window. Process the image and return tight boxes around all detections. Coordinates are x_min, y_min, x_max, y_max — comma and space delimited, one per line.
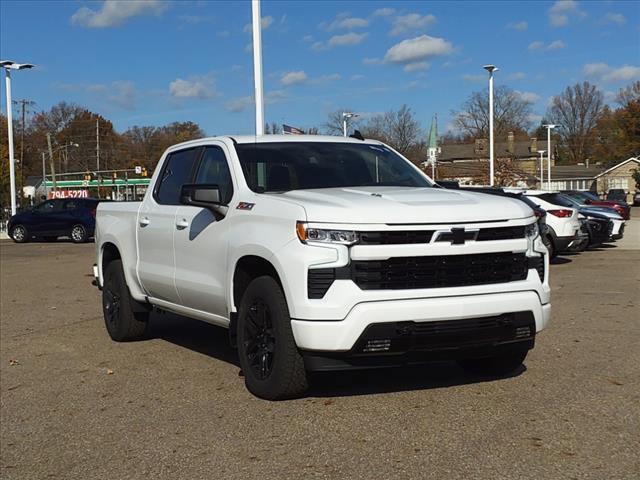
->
155, 148, 199, 205
34, 200, 62, 212
65, 201, 78, 210
194, 146, 234, 204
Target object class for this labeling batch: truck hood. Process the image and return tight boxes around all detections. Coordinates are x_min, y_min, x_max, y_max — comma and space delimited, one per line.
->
272, 187, 533, 224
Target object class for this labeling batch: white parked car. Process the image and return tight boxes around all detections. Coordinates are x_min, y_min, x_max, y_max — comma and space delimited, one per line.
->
521, 191, 581, 258
93, 135, 551, 399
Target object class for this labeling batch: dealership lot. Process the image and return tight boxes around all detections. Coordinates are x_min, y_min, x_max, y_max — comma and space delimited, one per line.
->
1, 230, 639, 480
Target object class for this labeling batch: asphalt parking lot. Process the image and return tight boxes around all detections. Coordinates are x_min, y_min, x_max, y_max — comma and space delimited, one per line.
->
1, 225, 639, 480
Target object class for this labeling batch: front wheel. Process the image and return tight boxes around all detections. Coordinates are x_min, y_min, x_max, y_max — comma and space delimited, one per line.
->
70, 224, 88, 243
102, 259, 148, 341
10, 225, 29, 243
458, 348, 528, 377
237, 276, 308, 400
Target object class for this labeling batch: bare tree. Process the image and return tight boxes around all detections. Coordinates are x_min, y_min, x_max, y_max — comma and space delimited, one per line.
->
324, 109, 359, 136
547, 81, 604, 163
360, 105, 422, 156
452, 86, 533, 140
616, 81, 640, 107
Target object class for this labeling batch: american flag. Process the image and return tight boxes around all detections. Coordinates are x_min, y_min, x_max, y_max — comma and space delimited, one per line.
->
283, 124, 304, 135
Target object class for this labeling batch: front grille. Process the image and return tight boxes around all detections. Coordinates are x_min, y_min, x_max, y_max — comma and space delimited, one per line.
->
359, 230, 434, 245
308, 269, 336, 299
358, 226, 525, 245
351, 252, 528, 290
476, 226, 526, 241
352, 312, 535, 354
528, 256, 544, 282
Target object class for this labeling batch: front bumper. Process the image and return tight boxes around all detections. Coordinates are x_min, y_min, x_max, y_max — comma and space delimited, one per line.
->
291, 290, 550, 353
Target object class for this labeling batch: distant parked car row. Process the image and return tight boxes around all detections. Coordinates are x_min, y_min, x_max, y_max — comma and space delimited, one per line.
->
439, 185, 628, 259
8, 198, 102, 243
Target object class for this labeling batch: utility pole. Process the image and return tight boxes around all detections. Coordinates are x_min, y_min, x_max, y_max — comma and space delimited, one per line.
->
14, 99, 34, 191
41, 151, 47, 198
96, 118, 100, 171
47, 133, 56, 192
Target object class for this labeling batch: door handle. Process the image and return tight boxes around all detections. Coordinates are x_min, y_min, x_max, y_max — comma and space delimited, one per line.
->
176, 219, 189, 230
139, 216, 150, 227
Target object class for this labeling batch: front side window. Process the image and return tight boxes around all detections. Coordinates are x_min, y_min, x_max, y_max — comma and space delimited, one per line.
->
155, 148, 199, 205
234, 142, 432, 193
34, 200, 59, 213
194, 146, 234, 204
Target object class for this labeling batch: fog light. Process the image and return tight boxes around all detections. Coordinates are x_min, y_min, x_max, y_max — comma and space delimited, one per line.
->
515, 326, 531, 339
363, 339, 392, 353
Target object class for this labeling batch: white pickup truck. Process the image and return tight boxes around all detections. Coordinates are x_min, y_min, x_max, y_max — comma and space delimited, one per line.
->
94, 135, 550, 399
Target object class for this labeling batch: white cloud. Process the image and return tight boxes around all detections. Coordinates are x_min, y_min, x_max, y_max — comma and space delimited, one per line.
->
169, 76, 215, 99
314, 73, 341, 83
404, 61, 429, 72
302, 34, 314, 42
507, 21, 528, 31
548, 0, 585, 27
322, 14, 369, 31
604, 12, 626, 25
350, 74, 365, 80
547, 40, 567, 50
516, 91, 541, 103
328, 32, 368, 47
71, 0, 167, 28
528, 41, 544, 51
508, 72, 526, 80
384, 35, 453, 65
390, 13, 436, 36
265, 90, 287, 104
243, 15, 274, 33
583, 63, 640, 83
461, 74, 485, 83
311, 41, 327, 51
280, 71, 308, 86
86, 81, 137, 109
217, 30, 230, 38
373, 8, 395, 17
529, 40, 567, 51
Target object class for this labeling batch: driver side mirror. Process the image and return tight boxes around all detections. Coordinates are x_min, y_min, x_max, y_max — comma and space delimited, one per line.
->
583, 199, 591, 204
180, 184, 222, 209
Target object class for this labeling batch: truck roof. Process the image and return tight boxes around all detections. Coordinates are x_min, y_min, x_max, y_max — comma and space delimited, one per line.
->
169, 134, 384, 150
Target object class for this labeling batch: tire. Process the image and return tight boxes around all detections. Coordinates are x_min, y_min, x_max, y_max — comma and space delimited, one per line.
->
10, 224, 29, 243
237, 276, 308, 400
102, 259, 148, 341
545, 236, 556, 259
458, 348, 528, 377
70, 224, 88, 243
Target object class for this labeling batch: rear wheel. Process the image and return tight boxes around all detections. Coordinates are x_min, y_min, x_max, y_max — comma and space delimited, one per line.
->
458, 348, 528, 377
70, 224, 88, 243
102, 259, 148, 341
545, 235, 556, 259
10, 225, 29, 243
237, 276, 308, 400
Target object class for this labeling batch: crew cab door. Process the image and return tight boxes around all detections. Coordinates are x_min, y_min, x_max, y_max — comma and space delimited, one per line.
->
174, 144, 235, 318
137, 147, 200, 303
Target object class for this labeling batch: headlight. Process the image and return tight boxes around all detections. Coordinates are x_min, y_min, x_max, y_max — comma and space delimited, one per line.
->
525, 221, 539, 240
296, 222, 358, 245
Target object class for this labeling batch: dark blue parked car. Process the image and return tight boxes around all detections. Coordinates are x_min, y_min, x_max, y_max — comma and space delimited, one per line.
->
8, 198, 100, 243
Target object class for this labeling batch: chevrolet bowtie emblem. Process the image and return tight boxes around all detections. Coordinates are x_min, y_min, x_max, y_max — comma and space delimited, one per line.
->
450, 227, 466, 245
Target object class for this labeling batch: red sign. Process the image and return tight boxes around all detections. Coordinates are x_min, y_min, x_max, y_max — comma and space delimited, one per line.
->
48, 190, 89, 199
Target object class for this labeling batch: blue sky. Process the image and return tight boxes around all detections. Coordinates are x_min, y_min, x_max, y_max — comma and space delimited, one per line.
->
1, 0, 639, 137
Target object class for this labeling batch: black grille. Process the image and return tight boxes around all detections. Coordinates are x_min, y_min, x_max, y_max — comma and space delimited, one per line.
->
308, 269, 336, 299
476, 226, 526, 241
358, 226, 525, 245
351, 252, 528, 290
528, 256, 544, 282
359, 230, 434, 245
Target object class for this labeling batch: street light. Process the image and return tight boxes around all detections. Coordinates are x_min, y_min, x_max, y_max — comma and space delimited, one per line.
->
2, 60, 35, 215
342, 112, 359, 137
483, 64, 498, 186
543, 124, 557, 190
537, 150, 546, 189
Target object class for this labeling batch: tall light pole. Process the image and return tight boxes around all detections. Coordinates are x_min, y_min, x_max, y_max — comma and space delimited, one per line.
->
537, 150, 546, 189
483, 65, 498, 186
342, 112, 358, 137
1, 60, 34, 215
543, 124, 557, 190
251, 0, 264, 136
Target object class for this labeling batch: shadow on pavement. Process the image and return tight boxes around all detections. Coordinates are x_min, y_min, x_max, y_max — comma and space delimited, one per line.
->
145, 311, 526, 398
551, 256, 572, 265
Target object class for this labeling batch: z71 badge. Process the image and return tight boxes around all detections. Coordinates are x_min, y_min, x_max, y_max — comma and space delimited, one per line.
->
236, 202, 255, 210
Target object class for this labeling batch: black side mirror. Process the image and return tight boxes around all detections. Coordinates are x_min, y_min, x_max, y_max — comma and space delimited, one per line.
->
180, 184, 222, 209
583, 199, 591, 204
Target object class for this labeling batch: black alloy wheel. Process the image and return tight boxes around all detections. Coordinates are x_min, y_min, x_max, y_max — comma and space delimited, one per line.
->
243, 299, 276, 380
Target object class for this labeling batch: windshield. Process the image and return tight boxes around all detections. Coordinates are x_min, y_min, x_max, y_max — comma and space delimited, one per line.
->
578, 191, 599, 201
234, 142, 432, 193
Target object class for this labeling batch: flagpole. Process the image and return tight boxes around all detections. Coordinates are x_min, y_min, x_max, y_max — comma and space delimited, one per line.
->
252, 0, 264, 136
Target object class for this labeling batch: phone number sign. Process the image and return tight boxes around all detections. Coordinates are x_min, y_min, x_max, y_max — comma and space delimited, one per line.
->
48, 190, 89, 199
